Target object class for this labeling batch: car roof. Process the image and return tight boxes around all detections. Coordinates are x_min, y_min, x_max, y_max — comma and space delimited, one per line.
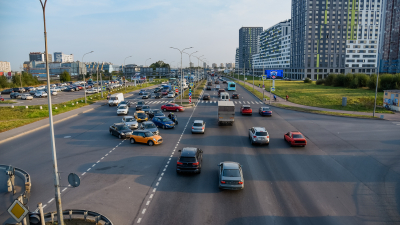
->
222, 161, 240, 169
253, 127, 267, 132
118, 104, 127, 107
113, 123, 125, 126
124, 116, 134, 118
291, 131, 302, 134
142, 121, 154, 124
193, 120, 203, 123
181, 147, 197, 157
242, 105, 251, 107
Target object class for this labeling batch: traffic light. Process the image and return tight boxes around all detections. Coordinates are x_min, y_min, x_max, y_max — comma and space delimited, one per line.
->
28, 212, 41, 224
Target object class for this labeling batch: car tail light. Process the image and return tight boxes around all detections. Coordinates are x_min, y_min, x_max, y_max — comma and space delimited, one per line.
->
263, 111, 265, 113
238, 181, 243, 184
192, 162, 199, 166
253, 136, 257, 138
192, 126, 194, 129
221, 181, 226, 184
177, 162, 183, 165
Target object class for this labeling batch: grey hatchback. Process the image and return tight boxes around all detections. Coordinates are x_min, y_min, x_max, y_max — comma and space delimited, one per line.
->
218, 161, 244, 190
139, 121, 159, 135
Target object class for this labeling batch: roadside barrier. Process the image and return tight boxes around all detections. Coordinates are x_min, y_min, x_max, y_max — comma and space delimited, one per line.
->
0, 164, 31, 201
44, 209, 113, 225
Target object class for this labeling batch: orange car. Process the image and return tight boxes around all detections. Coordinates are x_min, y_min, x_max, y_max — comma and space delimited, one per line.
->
129, 130, 162, 146
284, 131, 307, 147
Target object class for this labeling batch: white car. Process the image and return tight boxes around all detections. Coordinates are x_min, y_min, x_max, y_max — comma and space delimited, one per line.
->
50, 87, 61, 92
117, 104, 129, 115
36, 86, 46, 90
86, 89, 98, 94
51, 91, 57, 96
21, 94, 33, 100
34, 91, 47, 98
122, 116, 138, 129
167, 92, 175, 98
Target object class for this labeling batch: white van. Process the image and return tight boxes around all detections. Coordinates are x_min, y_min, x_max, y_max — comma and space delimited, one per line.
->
219, 92, 230, 101
108, 93, 124, 106
182, 83, 188, 89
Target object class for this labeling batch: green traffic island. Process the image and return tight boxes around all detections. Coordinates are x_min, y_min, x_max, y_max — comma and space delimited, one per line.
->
175, 80, 206, 100
0, 100, 17, 104
0, 80, 162, 133
45, 219, 97, 225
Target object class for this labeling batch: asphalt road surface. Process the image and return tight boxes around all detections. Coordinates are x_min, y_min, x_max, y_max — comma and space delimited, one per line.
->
1, 77, 399, 225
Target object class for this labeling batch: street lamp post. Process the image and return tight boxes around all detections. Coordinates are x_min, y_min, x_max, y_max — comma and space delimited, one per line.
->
184, 51, 198, 85
39, 1, 64, 224
124, 56, 132, 92
193, 55, 204, 84
145, 58, 151, 83
170, 47, 193, 105
81, 51, 93, 104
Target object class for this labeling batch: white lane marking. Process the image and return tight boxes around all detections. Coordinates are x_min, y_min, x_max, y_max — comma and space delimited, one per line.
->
146, 201, 150, 206
153, 188, 156, 192
158, 177, 162, 181
82, 172, 86, 176
150, 194, 154, 199
97, 160, 100, 163
161, 173, 164, 176
101, 157, 104, 160
87, 168, 91, 171
251, 101, 255, 104
170, 155, 173, 157
239, 101, 242, 104
142, 209, 146, 214
48, 198, 54, 203
92, 164, 96, 167
165, 165, 168, 168
105, 154, 108, 156
163, 168, 166, 172
43, 204, 47, 208
137, 218, 142, 224
156, 182, 159, 186
62, 188, 67, 192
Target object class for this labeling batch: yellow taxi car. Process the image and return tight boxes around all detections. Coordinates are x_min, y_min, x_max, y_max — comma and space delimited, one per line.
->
129, 130, 163, 146
134, 111, 148, 122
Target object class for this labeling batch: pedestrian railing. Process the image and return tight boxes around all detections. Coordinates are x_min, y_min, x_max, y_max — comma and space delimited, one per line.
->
44, 209, 113, 225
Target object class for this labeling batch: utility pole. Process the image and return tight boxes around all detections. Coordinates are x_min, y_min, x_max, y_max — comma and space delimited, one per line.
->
252, 65, 254, 91
170, 47, 193, 105
100, 63, 103, 98
39, 1, 64, 224
81, 51, 93, 104
96, 61, 99, 95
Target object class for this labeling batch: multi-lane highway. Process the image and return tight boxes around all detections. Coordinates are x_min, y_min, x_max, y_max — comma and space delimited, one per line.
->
1, 76, 400, 225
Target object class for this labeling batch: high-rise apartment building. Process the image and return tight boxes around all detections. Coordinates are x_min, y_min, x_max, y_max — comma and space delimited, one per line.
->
253, 19, 291, 74
239, 27, 263, 70
0, 61, 11, 73
54, 52, 74, 63
203, 62, 207, 68
29, 52, 52, 62
290, 0, 383, 80
380, 0, 400, 73
235, 48, 239, 69
212, 63, 217, 68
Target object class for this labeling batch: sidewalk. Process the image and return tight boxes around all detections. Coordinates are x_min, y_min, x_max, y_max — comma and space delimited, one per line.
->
0, 85, 160, 144
228, 76, 400, 121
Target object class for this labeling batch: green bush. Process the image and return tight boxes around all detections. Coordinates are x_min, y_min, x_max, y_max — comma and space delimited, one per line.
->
344, 73, 355, 88
350, 76, 359, 89
368, 74, 378, 90
316, 79, 325, 85
325, 74, 336, 86
355, 73, 369, 87
304, 78, 312, 83
380, 74, 395, 91
333, 74, 346, 87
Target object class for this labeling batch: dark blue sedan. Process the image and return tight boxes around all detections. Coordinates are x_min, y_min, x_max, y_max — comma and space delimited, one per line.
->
259, 107, 272, 116
152, 116, 175, 129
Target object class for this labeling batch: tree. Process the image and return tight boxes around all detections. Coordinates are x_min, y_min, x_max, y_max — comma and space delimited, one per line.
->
60, 71, 71, 82
149, 60, 170, 69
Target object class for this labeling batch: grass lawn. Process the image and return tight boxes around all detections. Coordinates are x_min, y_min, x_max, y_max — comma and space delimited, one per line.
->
176, 80, 206, 100
0, 80, 163, 133
235, 82, 270, 100
226, 73, 390, 113
0, 100, 17, 104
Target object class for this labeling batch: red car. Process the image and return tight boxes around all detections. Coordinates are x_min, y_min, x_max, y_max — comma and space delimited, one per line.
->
284, 131, 307, 147
162, 90, 169, 95
240, 105, 252, 115
161, 103, 185, 112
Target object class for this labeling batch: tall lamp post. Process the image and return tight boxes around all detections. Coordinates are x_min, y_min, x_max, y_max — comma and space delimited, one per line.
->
145, 58, 151, 83
184, 51, 198, 84
39, 1, 64, 224
82, 51, 93, 104
124, 56, 132, 92
170, 47, 193, 105
193, 55, 204, 83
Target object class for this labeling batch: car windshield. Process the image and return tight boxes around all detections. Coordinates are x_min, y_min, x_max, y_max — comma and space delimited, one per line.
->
144, 92, 150, 95
256, 132, 268, 136
193, 123, 203, 126
111, 97, 118, 100
244, 107, 251, 110
161, 118, 171, 122
120, 101, 127, 104
223, 169, 241, 177
142, 106, 149, 109
262, 107, 270, 111
179, 157, 196, 162
116, 125, 129, 130
137, 113, 146, 118
144, 131, 154, 137
293, 134, 304, 139
118, 106, 127, 109
125, 118, 135, 122
137, 102, 144, 105
153, 110, 162, 114
144, 124, 156, 129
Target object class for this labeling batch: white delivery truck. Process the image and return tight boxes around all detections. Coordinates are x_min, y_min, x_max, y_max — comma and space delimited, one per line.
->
217, 101, 235, 125
108, 93, 124, 106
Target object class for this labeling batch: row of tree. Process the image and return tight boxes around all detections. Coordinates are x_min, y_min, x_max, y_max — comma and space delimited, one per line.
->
315, 73, 400, 91
0, 72, 41, 89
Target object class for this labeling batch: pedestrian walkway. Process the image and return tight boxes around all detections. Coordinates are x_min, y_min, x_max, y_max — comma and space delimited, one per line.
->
197, 100, 264, 105
228, 76, 400, 121
132, 100, 173, 105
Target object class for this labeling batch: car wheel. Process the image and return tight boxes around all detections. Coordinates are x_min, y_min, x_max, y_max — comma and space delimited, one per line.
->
110, 130, 113, 135
118, 134, 122, 139
198, 169, 201, 174
130, 138, 135, 144
163, 108, 166, 112
163, 125, 165, 129
250, 139, 253, 145
176, 109, 179, 112
148, 141, 154, 146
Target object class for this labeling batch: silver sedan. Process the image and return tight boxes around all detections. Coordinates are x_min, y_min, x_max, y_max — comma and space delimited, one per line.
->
191, 120, 205, 134
218, 161, 244, 190
122, 116, 138, 129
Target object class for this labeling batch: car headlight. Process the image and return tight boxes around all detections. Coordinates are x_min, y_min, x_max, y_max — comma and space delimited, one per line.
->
153, 138, 156, 141
121, 132, 125, 135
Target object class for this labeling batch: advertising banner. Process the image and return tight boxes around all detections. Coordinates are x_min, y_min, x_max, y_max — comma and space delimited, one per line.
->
265, 70, 283, 79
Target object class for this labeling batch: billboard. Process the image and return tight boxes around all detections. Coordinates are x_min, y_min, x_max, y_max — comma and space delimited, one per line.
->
265, 70, 283, 79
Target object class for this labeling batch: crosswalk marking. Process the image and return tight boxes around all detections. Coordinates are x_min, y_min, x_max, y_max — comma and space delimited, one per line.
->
251, 101, 254, 104
239, 101, 242, 104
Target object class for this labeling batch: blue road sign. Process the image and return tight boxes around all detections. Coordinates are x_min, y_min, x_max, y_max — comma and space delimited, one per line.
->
262, 75, 266, 80
190, 83, 194, 87
188, 93, 192, 96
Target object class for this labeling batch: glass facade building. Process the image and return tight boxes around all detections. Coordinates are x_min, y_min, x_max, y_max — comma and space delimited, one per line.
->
381, 0, 400, 73
239, 27, 263, 70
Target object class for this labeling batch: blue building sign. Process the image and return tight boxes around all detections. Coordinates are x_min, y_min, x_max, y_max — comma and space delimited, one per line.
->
265, 70, 283, 79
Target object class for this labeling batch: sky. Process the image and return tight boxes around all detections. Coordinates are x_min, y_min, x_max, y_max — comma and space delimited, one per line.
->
0, 0, 291, 70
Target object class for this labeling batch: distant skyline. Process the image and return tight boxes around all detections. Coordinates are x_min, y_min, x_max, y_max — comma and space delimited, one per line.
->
0, 0, 291, 71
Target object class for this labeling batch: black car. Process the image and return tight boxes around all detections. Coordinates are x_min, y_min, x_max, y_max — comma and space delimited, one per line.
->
223, 80, 227, 83
118, 101, 132, 107
109, 123, 133, 139
232, 93, 240, 99
142, 105, 151, 114
203, 93, 210, 100
136, 101, 145, 111
1, 89, 13, 94
176, 147, 203, 174
154, 88, 161, 93
64, 87, 75, 92
154, 92, 162, 99
12, 88, 25, 93
10, 92, 22, 99
148, 109, 164, 119
23, 87, 30, 92
142, 92, 151, 99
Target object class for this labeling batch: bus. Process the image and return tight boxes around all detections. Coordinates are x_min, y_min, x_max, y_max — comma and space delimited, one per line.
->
227, 81, 236, 91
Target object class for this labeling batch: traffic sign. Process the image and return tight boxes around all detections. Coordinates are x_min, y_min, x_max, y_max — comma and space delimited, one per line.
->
174, 86, 178, 90
190, 83, 194, 87
7, 200, 29, 222
175, 89, 179, 93
271, 87, 275, 92
188, 93, 192, 97
262, 85, 265, 88
262, 75, 266, 80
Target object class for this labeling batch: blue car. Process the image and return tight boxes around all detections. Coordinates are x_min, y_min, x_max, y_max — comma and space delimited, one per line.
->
139, 89, 147, 95
152, 116, 175, 129
259, 107, 272, 116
